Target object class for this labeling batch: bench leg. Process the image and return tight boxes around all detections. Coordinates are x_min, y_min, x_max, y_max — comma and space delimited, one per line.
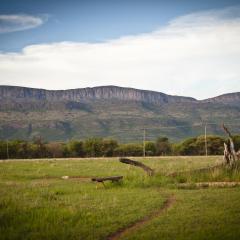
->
101, 181, 106, 188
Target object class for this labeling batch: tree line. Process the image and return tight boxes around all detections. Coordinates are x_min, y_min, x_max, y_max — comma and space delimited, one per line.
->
0, 135, 240, 159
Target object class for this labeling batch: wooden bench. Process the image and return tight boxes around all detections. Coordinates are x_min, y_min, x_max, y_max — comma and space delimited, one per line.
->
91, 176, 123, 187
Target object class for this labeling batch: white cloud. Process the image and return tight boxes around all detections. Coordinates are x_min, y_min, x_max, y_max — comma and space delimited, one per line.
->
0, 6, 240, 99
0, 14, 46, 33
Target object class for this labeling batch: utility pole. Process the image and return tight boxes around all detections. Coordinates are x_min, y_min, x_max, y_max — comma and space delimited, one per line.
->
6, 139, 9, 159
143, 128, 146, 157
205, 124, 208, 156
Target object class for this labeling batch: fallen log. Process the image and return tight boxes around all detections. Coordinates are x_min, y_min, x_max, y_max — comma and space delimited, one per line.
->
179, 182, 240, 189
119, 158, 154, 176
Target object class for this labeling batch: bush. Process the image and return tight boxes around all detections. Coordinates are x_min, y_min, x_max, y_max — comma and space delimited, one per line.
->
65, 140, 84, 157
46, 142, 65, 158
83, 138, 104, 157
102, 139, 118, 157
114, 143, 143, 156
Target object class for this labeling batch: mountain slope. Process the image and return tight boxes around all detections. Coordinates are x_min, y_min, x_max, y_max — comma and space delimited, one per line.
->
202, 92, 240, 105
0, 85, 239, 142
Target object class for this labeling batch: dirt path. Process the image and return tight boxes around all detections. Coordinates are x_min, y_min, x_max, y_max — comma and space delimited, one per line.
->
106, 195, 176, 240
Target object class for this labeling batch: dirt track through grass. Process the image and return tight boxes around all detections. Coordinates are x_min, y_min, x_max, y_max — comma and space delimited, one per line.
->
107, 195, 176, 240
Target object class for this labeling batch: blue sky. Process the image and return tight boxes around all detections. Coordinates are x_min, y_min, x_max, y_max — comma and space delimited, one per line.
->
1, 0, 239, 51
0, 0, 240, 99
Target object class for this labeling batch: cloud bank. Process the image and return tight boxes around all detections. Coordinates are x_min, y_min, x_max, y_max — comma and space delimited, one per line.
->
0, 14, 46, 33
0, 6, 240, 99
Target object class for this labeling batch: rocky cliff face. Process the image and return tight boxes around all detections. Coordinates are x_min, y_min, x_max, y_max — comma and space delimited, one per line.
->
0, 85, 196, 105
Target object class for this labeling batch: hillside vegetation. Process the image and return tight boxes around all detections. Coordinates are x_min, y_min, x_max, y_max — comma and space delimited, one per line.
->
0, 86, 240, 141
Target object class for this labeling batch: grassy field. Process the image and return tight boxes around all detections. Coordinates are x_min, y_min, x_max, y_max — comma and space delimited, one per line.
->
1, 156, 240, 240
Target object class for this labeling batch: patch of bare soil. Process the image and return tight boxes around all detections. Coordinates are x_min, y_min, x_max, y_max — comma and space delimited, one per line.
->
32, 176, 92, 182
61, 176, 92, 182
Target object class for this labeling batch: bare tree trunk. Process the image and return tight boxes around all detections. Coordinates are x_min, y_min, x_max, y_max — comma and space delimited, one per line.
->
222, 124, 240, 166
223, 142, 231, 165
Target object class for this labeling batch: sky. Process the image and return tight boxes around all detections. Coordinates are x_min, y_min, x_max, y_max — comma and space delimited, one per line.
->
0, 0, 240, 99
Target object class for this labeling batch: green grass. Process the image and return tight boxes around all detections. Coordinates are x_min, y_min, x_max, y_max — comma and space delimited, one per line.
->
1, 156, 240, 240
173, 161, 240, 184
123, 188, 240, 240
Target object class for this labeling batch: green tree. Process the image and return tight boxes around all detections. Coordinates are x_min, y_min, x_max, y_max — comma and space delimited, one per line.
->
46, 142, 65, 158
196, 135, 224, 155
173, 135, 225, 156
84, 138, 103, 157
173, 137, 198, 155
0, 141, 8, 159
145, 141, 156, 156
102, 139, 118, 157
33, 136, 48, 158
114, 143, 142, 156
155, 137, 171, 155
66, 140, 84, 157
232, 135, 240, 151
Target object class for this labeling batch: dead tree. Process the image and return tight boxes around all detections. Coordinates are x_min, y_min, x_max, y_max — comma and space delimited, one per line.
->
119, 158, 154, 176
222, 124, 240, 166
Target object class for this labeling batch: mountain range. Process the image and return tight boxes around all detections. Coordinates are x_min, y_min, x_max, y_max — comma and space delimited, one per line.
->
0, 85, 239, 142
